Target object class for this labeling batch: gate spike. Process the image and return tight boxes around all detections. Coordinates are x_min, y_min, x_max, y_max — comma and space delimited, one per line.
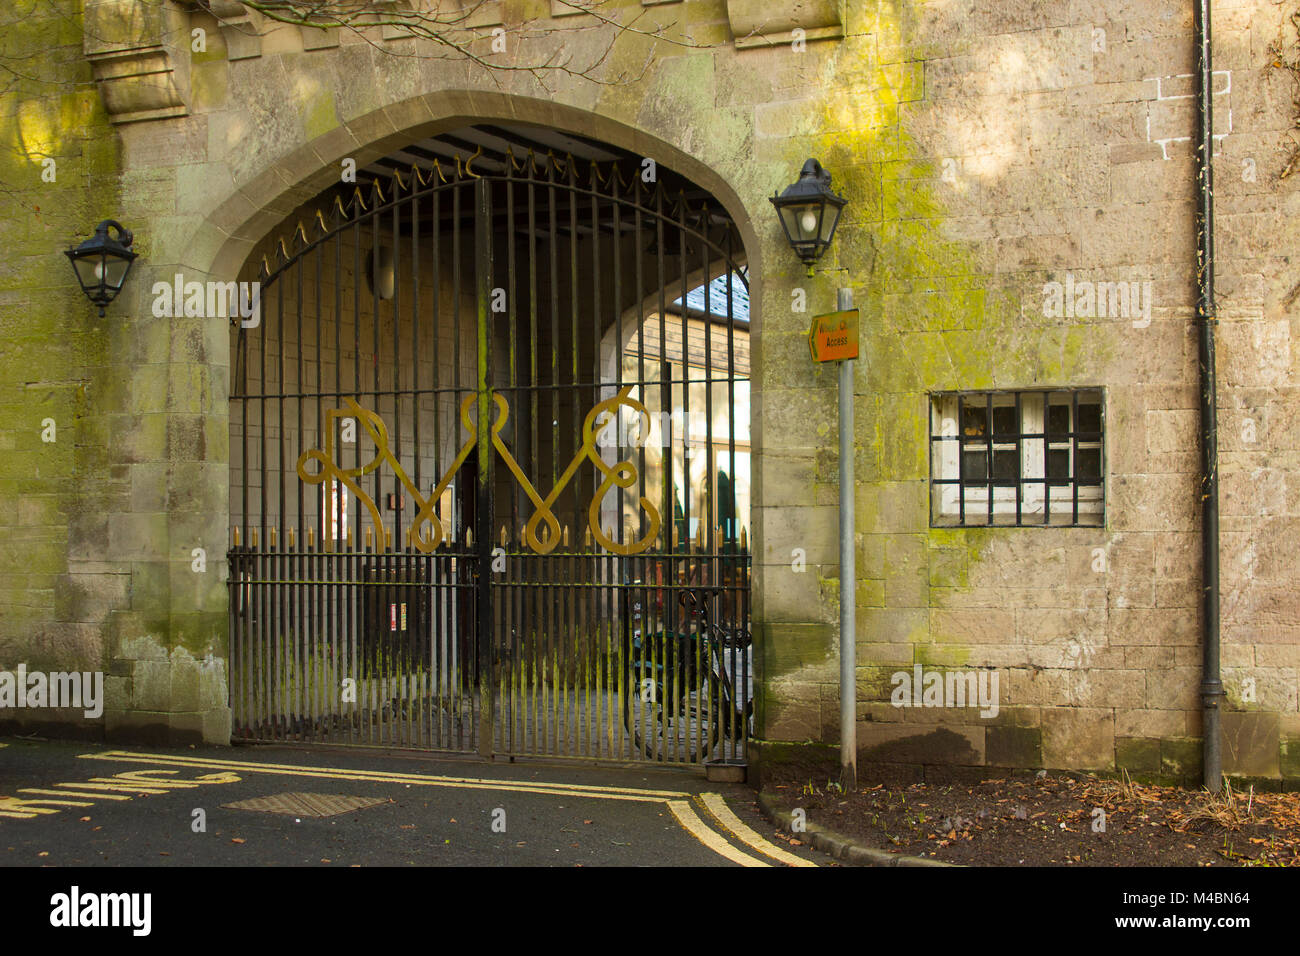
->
233, 526, 241, 547
347, 526, 354, 550
562, 525, 570, 548
270, 526, 277, 549
251, 527, 259, 548
740, 525, 748, 551
288, 527, 296, 549
584, 526, 593, 548
308, 526, 316, 550
500, 524, 507, 546
466, 527, 473, 549
365, 526, 373, 549
384, 527, 392, 550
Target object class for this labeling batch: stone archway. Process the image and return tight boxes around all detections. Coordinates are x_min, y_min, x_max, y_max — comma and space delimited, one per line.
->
175, 92, 766, 752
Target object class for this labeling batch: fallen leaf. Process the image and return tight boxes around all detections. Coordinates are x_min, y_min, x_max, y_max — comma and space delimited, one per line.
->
38, 852, 48, 857
79, 817, 91, 823
583, 820, 593, 825
321, 859, 331, 864
231, 838, 245, 845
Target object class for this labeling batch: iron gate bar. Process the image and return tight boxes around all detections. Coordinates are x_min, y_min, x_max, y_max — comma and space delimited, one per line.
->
475, 175, 493, 757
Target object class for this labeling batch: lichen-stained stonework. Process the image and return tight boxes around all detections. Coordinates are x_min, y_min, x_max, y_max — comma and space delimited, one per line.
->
0, 0, 1297, 785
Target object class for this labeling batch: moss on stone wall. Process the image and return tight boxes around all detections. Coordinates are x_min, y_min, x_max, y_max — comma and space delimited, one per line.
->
0, 0, 122, 672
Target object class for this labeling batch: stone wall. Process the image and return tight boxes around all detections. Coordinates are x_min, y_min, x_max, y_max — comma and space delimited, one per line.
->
0, 0, 1295, 782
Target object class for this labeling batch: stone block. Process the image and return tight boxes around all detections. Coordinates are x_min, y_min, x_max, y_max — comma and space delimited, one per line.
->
131, 659, 172, 711
931, 608, 1018, 644
1222, 711, 1280, 778
1161, 737, 1202, 781
986, 725, 1042, 767
857, 721, 986, 766
1041, 708, 1114, 770
1115, 736, 1161, 773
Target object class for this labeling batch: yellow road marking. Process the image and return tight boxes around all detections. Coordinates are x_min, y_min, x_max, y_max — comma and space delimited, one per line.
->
63, 753, 808, 867
0, 801, 60, 818
699, 793, 817, 867
0, 769, 243, 821
81, 751, 691, 802
73, 781, 172, 795
18, 789, 132, 802
667, 800, 769, 867
9, 796, 94, 807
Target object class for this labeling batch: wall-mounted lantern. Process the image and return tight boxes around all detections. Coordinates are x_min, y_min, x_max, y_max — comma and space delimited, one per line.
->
65, 220, 138, 317
770, 158, 847, 276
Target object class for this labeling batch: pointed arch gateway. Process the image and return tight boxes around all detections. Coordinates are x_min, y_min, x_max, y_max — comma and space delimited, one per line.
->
228, 124, 752, 765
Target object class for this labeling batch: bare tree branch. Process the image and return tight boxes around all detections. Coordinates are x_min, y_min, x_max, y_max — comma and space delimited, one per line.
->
204, 0, 711, 90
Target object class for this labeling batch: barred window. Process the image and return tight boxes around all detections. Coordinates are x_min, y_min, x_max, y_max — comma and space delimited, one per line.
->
930, 390, 1104, 527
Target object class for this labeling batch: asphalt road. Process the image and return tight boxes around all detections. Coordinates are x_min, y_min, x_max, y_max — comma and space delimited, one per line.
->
0, 737, 823, 868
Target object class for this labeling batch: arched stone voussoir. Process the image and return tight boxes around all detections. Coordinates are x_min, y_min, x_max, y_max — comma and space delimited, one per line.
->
183, 88, 763, 303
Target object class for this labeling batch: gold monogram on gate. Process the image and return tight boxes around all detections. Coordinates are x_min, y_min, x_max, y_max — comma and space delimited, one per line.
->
296, 387, 661, 555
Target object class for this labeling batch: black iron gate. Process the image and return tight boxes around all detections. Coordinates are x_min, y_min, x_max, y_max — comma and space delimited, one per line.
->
228, 143, 751, 765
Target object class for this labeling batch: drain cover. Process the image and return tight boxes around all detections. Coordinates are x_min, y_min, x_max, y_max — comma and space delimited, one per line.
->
222, 793, 390, 818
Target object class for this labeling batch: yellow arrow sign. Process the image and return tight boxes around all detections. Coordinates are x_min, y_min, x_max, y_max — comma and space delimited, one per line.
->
808, 309, 859, 362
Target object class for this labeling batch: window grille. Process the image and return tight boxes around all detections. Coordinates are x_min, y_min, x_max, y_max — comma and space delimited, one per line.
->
930, 390, 1104, 527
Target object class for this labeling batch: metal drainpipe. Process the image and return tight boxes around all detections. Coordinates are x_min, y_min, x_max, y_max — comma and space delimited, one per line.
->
1194, 0, 1224, 793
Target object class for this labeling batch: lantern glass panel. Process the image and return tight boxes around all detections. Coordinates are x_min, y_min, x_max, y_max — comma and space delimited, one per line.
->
776, 204, 799, 243
72, 255, 102, 289
798, 203, 823, 242
104, 256, 131, 289
819, 204, 842, 244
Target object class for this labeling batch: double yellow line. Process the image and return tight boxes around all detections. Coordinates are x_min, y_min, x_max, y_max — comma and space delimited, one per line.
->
79, 750, 815, 867
670, 794, 816, 867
